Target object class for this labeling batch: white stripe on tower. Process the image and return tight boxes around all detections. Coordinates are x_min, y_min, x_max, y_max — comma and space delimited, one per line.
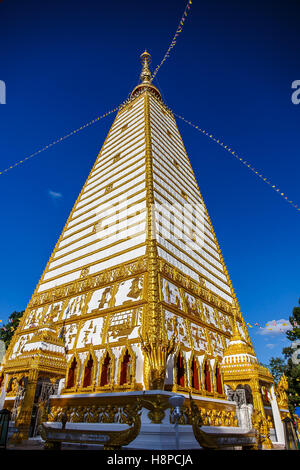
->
37, 95, 148, 293
148, 95, 234, 304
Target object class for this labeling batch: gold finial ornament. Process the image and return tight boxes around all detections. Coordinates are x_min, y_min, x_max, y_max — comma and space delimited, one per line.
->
139, 50, 152, 84
131, 50, 161, 100
231, 305, 243, 341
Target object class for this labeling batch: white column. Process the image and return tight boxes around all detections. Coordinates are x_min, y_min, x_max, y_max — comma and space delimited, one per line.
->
239, 404, 252, 429
269, 384, 285, 444
57, 378, 65, 395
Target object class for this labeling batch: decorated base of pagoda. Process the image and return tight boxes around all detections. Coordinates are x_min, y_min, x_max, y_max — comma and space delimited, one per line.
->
39, 390, 258, 450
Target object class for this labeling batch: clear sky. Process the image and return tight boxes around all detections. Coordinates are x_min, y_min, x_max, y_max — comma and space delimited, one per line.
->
0, 0, 299, 364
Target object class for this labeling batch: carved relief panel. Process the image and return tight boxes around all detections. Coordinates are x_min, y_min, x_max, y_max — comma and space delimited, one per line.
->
11, 333, 34, 358
207, 330, 224, 357
114, 276, 144, 305
62, 294, 88, 320
87, 286, 114, 313
161, 279, 183, 310
189, 322, 208, 352
23, 307, 44, 329
106, 307, 142, 343
217, 311, 233, 335
76, 318, 104, 348
60, 323, 78, 351
202, 303, 219, 328
183, 292, 202, 319
165, 310, 190, 349
42, 300, 65, 324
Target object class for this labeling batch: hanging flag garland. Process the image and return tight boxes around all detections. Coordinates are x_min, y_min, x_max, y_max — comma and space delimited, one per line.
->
152, 0, 193, 81
174, 111, 300, 213
0, 106, 120, 176
244, 320, 291, 332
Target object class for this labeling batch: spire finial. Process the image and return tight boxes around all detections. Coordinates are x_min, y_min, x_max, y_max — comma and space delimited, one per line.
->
130, 50, 161, 100
139, 50, 152, 84
231, 304, 243, 341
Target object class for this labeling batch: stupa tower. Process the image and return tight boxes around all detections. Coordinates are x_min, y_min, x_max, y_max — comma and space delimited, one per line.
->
1, 52, 282, 446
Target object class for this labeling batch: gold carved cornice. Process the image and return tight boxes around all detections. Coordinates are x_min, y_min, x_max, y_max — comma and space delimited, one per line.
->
29, 257, 148, 309
159, 259, 232, 315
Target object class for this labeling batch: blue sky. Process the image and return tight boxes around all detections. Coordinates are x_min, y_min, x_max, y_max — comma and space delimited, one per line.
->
0, 0, 299, 364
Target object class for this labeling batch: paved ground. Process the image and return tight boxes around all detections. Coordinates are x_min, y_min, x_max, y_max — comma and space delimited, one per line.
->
6, 436, 286, 451
7, 438, 106, 450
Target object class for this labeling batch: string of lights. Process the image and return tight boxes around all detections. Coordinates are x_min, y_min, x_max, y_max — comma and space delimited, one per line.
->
174, 111, 300, 213
151, 0, 193, 81
0, 106, 120, 176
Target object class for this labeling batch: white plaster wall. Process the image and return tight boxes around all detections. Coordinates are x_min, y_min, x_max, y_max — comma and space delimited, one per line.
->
51, 215, 146, 267
43, 234, 146, 281
85, 149, 145, 194
71, 172, 145, 220
38, 245, 146, 292
63, 186, 146, 236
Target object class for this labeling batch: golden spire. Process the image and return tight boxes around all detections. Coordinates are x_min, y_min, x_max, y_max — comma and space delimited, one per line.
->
130, 50, 161, 100
222, 304, 254, 357
231, 305, 243, 342
139, 50, 152, 84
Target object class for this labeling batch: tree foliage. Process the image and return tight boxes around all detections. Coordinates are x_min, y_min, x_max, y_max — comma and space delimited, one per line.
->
268, 357, 286, 383
268, 299, 300, 412
0, 310, 24, 348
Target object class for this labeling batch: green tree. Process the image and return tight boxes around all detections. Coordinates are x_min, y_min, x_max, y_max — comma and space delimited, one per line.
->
278, 300, 300, 413
0, 310, 24, 348
268, 357, 287, 383
267, 300, 300, 413
283, 300, 300, 412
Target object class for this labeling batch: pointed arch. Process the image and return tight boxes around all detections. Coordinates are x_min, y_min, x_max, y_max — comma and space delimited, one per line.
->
81, 349, 97, 389
213, 361, 224, 395
118, 345, 136, 387
174, 347, 187, 389
202, 357, 212, 393
98, 347, 115, 388
189, 354, 200, 391
65, 354, 80, 390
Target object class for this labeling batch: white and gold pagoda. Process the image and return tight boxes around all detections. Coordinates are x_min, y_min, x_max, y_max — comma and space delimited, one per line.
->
0, 51, 289, 448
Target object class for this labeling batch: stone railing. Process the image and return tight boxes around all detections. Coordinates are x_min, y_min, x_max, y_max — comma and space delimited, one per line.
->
47, 403, 139, 426
169, 405, 238, 427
